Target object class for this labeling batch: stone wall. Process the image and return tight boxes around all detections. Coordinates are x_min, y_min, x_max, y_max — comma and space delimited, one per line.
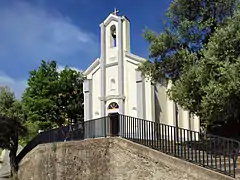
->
18, 137, 235, 180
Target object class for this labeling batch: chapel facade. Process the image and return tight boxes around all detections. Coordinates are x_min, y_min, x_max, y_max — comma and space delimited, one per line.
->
83, 10, 200, 134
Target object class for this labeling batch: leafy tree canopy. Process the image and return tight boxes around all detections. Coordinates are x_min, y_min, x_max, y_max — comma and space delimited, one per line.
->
0, 116, 26, 150
169, 10, 240, 135
138, 0, 238, 82
0, 86, 24, 119
22, 60, 85, 132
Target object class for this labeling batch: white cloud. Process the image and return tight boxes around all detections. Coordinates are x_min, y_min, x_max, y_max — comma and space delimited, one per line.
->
0, 1, 98, 97
0, 2, 98, 60
57, 65, 83, 73
0, 71, 27, 99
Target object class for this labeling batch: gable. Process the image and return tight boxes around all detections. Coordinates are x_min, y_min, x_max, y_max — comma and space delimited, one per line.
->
83, 58, 100, 78
125, 52, 147, 65
103, 14, 118, 26
103, 14, 130, 27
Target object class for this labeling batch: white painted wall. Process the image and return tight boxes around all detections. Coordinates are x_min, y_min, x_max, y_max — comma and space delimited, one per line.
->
192, 115, 200, 132
106, 65, 119, 96
154, 82, 168, 124
83, 12, 200, 134
166, 82, 175, 127
91, 66, 101, 119
122, 19, 130, 52
124, 58, 137, 117
144, 80, 154, 121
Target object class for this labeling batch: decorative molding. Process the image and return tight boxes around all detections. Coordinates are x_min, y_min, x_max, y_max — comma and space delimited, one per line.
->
125, 52, 147, 62
101, 15, 129, 27
103, 14, 118, 26
99, 22, 105, 28
83, 58, 100, 76
106, 62, 118, 68
122, 16, 130, 23
91, 67, 100, 76
108, 56, 117, 63
99, 95, 126, 102
126, 59, 139, 66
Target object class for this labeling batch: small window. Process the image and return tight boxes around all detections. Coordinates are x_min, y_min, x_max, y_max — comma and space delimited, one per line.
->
110, 25, 116, 48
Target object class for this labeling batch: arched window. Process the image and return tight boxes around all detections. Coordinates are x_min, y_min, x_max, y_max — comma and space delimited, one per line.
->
108, 102, 119, 110
110, 25, 116, 48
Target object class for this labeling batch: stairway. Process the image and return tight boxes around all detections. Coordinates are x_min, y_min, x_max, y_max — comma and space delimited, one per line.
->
127, 138, 240, 178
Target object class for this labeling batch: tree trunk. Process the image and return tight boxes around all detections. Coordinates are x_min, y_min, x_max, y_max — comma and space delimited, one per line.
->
9, 147, 18, 179
9, 133, 19, 179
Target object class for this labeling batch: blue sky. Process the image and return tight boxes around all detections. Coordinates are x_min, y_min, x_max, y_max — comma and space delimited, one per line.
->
0, 0, 171, 98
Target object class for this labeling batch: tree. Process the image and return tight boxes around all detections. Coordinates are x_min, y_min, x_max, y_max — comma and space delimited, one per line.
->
169, 10, 240, 138
22, 60, 85, 132
0, 86, 26, 177
138, 0, 238, 82
0, 86, 25, 128
22, 60, 59, 130
57, 67, 84, 123
0, 116, 26, 177
0, 86, 17, 117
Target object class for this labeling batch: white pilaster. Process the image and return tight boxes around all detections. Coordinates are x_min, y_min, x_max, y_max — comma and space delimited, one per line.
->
83, 79, 92, 121
136, 70, 146, 119
118, 17, 124, 114
100, 23, 106, 117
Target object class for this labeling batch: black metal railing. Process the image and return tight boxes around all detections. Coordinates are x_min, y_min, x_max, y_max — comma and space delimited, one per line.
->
17, 114, 240, 178
84, 117, 108, 139
16, 121, 84, 163
117, 114, 240, 178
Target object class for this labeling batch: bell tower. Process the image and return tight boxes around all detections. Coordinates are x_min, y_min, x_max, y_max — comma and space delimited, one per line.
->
102, 8, 130, 53
99, 9, 130, 117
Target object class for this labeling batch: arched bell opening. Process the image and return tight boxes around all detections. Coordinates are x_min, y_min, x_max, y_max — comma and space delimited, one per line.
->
110, 25, 117, 48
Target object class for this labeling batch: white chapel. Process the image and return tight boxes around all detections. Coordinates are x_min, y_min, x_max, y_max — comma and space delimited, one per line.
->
83, 10, 200, 135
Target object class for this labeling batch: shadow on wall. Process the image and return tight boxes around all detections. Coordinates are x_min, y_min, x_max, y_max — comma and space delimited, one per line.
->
153, 78, 168, 125
154, 85, 162, 124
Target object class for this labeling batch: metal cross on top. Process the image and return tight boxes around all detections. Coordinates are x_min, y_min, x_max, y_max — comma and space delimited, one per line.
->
112, 8, 119, 16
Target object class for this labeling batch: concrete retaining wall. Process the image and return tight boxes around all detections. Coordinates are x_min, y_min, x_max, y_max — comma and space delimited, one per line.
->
18, 137, 235, 180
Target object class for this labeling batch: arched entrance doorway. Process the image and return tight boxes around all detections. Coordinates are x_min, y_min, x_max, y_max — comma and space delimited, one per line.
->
107, 102, 120, 136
